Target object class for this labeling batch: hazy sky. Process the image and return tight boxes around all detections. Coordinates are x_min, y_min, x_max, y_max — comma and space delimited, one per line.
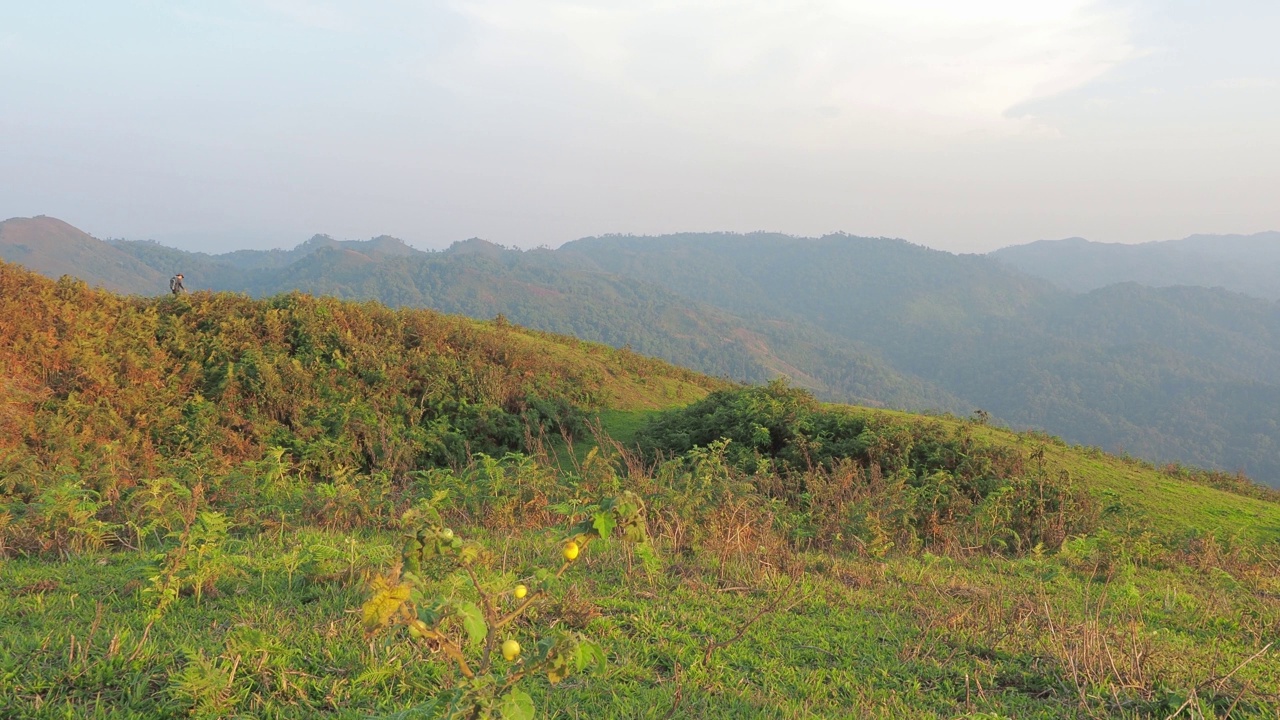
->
2, 1, 1277, 252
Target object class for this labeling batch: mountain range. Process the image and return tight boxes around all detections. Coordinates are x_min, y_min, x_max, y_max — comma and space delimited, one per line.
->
4, 215, 1279, 486
991, 232, 1280, 300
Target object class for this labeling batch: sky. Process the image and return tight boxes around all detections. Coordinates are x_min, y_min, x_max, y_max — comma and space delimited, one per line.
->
1, 0, 1277, 253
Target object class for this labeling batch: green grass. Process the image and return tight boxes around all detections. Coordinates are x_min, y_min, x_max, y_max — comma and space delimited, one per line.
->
4, 523, 1278, 719
544, 407, 676, 475
592, 409, 652, 447
6, 394, 1280, 718
502, 326, 725, 412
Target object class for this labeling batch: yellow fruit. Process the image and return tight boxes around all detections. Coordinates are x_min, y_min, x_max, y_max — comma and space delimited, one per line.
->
514, 584, 528, 599
409, 620, 429, 639
440, 528, 454, 540
502, 638, 521, 661
563, 541, 580, 561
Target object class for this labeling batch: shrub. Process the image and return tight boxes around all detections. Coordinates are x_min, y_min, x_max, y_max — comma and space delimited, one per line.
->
362, 492, 651, 718
636, 383, 1097, 556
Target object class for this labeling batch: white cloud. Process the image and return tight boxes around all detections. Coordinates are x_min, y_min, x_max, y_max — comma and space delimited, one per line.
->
433, 0, 1138, 146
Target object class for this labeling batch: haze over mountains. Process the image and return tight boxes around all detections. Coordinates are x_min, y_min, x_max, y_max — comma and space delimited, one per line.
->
0, 216, 169, 293
4, 215, 1280, 486
992, 233, 1280, 300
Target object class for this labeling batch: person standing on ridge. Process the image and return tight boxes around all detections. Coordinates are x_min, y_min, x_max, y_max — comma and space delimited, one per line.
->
170, 273, 185, 296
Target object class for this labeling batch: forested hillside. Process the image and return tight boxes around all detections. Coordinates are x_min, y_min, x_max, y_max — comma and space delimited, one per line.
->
8, 217, 1280, 485
991, 232, 1280, 300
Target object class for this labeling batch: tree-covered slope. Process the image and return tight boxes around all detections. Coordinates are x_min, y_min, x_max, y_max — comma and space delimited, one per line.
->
991, 232, 1280, 300
559, 232, 1052, 331
116, 232, 424, 274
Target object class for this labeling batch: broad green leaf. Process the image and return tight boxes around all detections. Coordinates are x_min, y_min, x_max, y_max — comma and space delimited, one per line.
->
575, 639, 607, 673
456, 602, 487, 647
459, 542, 481, 565
498, 688, 535, 720
417, 599, 445, 627
565, 518, 594, 538
591, 511, 616, 540
622, 521, 647, 544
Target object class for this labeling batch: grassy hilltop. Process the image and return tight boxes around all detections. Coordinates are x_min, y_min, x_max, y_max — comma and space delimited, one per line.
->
2, 262, 1279, 719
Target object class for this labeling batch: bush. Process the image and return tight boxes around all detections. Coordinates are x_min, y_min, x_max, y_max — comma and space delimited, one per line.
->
636, 382, 1096, 556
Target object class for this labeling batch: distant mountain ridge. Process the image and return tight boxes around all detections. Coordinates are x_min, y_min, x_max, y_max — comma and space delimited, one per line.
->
5, 216, 1280, 486
991, 232, 1280, 300
0, 216, 168, 293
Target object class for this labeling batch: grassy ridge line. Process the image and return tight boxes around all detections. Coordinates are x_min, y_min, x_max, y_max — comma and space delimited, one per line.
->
844, 407, 1280, 545
13, 247, 1270, 549
502, 327, 721, 412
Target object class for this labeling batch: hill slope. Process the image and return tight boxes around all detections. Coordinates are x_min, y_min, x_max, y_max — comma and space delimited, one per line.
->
0, 216, 167, 293
0, 260, 722, 486
991, 232, 1280, 300
10, 218, 1280, 485
107, 229, 965, 413
558, 233, 1280, 485
3, 267, 1280, 718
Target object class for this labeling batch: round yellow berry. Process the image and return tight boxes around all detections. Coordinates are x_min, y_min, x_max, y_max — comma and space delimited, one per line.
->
502, 638, 521, 661
514, 584, 528, 599
563, 540, 580, 561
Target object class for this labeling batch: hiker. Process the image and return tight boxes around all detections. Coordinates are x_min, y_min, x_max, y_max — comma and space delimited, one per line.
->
170, 273, 185, 296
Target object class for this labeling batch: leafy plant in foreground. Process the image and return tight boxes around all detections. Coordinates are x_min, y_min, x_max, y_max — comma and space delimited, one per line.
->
362, 492, 651, 719
143, 510, 244, 617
